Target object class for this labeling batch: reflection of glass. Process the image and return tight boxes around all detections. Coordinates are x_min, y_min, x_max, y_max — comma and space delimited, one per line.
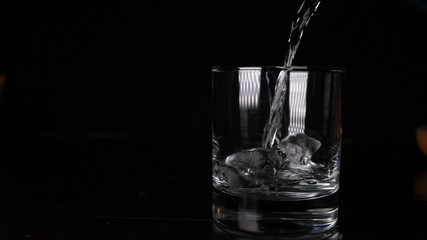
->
212, 66, 345, 235
211, 222, 343, 240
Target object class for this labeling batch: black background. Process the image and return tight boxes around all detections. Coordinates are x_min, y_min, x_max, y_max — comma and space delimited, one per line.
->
1, 0, 427, 141
1, 0, 427, 239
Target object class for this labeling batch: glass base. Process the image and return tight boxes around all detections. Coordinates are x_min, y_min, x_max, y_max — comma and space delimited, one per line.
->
212, 187, 339, 236
212, 221, 341, 240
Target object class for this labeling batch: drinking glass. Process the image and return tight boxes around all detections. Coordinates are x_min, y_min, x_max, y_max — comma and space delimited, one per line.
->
212, 66, 344, 236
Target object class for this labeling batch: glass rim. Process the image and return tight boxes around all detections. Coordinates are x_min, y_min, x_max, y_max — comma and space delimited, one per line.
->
212, 65, 345, 73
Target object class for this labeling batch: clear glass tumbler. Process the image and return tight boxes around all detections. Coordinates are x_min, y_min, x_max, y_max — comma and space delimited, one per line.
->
212, 66, 344, 236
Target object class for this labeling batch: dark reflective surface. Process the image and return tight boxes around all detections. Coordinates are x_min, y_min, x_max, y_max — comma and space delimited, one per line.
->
0, 134, 425, 239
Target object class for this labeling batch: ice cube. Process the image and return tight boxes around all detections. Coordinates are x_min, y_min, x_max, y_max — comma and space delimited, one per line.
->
276, 133, 321, 165
225, 148, 280, 169
225, 169, 241, 188
275, 162, 322, 183
221, 134, 323, 187
224, 148, 280, 186
275, 142, 304, 165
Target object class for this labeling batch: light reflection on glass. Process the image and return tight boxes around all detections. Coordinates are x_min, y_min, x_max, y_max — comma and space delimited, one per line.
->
237, 69, 309, 138
238, 70, 261, 110
288, 71, 308, 135
238, 69, 261, 139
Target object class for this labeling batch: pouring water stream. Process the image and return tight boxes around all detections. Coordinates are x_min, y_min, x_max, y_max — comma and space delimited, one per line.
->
262, 0, 321, 148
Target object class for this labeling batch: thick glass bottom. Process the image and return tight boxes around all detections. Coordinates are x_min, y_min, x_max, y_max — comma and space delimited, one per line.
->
212, 187, 339, 236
